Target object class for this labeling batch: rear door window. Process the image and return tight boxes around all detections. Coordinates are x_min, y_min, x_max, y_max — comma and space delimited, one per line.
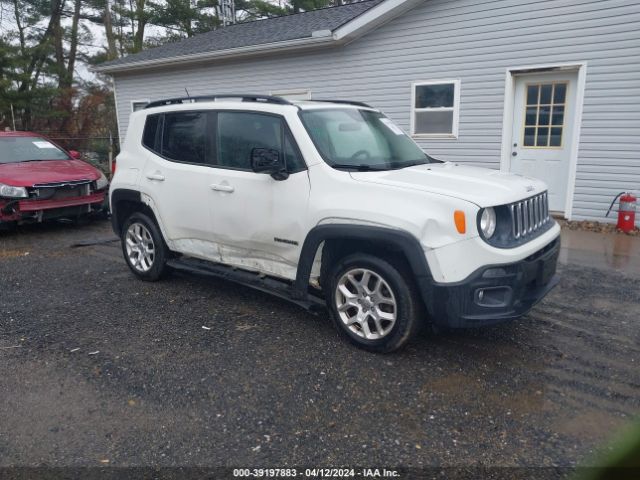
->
160, 112, 210, 165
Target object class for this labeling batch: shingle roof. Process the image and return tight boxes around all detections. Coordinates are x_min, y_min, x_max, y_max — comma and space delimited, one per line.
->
99, 0, 384, 70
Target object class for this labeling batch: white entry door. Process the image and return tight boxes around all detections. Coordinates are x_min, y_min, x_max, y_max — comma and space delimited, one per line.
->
510, 71, 578, 212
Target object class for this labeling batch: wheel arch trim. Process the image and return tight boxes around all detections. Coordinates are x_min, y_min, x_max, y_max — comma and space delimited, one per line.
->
294, 224, 433, 299
110, 188, 141, 235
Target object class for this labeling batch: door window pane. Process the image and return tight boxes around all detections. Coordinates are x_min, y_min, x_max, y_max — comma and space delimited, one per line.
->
537, 127, 549, 147
551, 106, 564, 126
522, 82, 567, 147
550, 127, 563, 147
524, 128, 536, 147
553, 83, 567, 104
526, 85, 539, 105
538, 106, 551, 126
539, 84, 552, 105
217, 112, 283, 170
161, 112, 208, 164
525, 107, 537, 126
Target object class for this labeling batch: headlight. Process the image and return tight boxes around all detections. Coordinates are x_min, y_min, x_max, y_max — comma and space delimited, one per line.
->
480, 207, 497, 238
95, 172, 109, 190
0, 183, 28, 199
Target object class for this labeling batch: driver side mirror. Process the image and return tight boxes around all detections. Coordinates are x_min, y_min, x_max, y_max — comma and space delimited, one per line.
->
69, 150, 81, 159
250, 148, 288, 181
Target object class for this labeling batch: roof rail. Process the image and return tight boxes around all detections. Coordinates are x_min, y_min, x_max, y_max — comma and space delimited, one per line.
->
145, 94, 293, 109
311, 99, 374, 108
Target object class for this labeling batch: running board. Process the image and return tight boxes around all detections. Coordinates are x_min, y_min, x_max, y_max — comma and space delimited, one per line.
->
166, 257, 326, 314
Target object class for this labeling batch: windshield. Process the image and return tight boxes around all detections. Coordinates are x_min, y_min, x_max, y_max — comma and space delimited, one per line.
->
299, 109, 433, 170
0, 136, 70, 164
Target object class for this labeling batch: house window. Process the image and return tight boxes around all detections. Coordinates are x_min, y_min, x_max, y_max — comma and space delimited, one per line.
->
411, 80, 460, 138
270, 89, 311, 101
131, 100, 149, 112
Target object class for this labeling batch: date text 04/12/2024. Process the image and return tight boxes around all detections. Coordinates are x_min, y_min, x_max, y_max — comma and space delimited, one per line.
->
233, 468, 400, 478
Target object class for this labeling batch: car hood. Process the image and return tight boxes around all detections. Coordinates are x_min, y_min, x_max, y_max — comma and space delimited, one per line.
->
0, 160, 101, 187
349, 162, 548, 207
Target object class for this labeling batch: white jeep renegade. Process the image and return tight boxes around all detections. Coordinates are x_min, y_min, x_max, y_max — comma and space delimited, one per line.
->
110, 94, 560, 353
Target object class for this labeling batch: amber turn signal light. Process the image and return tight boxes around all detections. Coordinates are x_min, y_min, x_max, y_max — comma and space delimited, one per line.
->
454, 210, 466, 234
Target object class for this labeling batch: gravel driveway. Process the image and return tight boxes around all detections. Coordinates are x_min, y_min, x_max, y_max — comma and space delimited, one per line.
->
1, 220, 639, 476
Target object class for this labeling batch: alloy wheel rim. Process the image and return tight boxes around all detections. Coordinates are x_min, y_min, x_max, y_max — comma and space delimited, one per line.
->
335, 268, 397, 340
125, 222, 155, 273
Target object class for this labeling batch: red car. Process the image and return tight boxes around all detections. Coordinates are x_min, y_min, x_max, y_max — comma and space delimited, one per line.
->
0, 131, 108, 227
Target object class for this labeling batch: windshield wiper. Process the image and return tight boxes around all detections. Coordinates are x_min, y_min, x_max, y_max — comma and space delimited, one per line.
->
390, 160, 430, 170
331, 164, 390, 172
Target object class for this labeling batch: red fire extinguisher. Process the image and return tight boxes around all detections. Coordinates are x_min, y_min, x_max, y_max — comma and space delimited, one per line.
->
606, 192, 637, 233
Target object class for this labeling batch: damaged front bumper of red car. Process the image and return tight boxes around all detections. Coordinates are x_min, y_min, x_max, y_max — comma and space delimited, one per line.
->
0, 182, 107, 225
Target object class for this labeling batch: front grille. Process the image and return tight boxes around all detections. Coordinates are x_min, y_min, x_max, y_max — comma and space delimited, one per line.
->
51, 186, 83, 200
33, 179, 91, 188
510, 192, 550, 240
30, 180, 91, 200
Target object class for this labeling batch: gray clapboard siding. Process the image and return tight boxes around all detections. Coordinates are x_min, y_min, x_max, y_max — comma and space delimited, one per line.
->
113, 0, 640, 222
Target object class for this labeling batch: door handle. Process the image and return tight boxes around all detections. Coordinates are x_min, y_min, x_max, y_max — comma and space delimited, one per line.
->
210, 184, 234, 193
146, 173, 165, 181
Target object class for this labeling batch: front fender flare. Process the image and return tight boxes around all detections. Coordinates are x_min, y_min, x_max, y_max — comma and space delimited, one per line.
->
294, 224, 434, 302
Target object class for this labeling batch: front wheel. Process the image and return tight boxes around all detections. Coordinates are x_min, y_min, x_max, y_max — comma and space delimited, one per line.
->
326, 253, 422, 353
121, 212, 169, 281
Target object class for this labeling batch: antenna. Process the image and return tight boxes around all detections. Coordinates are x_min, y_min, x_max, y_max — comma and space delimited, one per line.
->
220, 0, 235, 27
185, 88, 191, 98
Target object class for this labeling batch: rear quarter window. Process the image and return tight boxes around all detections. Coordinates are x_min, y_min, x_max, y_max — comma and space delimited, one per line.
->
142, 114, 162, 152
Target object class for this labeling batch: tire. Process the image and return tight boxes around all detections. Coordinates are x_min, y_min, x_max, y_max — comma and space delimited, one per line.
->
326, 253, 422, 353
121, 212, 169, 281
0, 221, 16, 232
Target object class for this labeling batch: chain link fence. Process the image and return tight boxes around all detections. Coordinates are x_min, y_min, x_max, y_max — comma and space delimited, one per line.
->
34, 132, 120, 177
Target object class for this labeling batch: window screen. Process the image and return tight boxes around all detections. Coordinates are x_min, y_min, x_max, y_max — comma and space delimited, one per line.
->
161, 112, 208, 164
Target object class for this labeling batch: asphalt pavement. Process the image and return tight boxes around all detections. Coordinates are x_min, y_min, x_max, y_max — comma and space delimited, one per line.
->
1, 220, 639, 475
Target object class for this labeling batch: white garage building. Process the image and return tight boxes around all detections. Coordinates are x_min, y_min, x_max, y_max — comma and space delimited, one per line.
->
95, 0, 640, 223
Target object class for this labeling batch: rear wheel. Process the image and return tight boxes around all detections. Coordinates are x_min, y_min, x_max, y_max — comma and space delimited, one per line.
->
327, 253, 421, 353
121, 212, 169, 281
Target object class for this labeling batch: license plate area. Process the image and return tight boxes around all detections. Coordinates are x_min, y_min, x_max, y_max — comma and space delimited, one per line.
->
537, 251, 558, 286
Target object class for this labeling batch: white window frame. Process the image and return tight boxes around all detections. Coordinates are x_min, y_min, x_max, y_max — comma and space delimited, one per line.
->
131, 99, 150, 112
269, 89, 312, 101
410, 79, 461, 139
